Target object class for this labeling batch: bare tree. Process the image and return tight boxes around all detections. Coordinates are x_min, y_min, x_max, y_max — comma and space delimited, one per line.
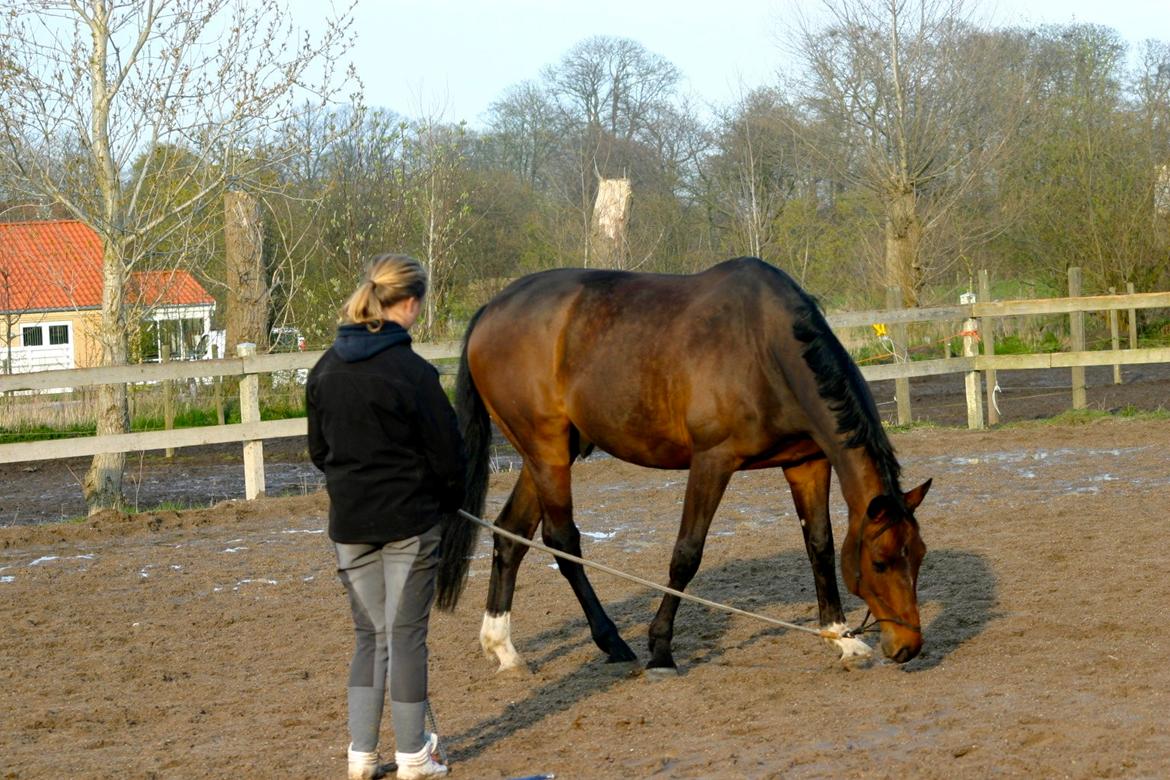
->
700, 88, 800, 260
485, 81, 560, 190
404, 116, 477, 337
542, 36, 683, 265
790, 0, 1029, 303
0, 0, 357, 513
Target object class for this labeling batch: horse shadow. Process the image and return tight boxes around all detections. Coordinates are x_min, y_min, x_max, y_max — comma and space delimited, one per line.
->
448, 545, 997, 761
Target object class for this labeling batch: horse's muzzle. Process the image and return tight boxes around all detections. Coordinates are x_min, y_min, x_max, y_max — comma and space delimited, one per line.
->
881, 629, 922, 663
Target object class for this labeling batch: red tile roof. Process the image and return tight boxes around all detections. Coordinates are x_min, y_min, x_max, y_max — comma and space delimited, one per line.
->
128, 270, 216, 308
0, 220, 214, 313
0, 219, 104, 311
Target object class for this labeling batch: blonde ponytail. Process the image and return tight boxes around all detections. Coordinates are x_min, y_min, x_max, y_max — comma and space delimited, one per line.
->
340, 254, 428, 330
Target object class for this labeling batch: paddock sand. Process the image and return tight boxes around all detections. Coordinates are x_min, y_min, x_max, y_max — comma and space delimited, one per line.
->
3, 418, 1170, 779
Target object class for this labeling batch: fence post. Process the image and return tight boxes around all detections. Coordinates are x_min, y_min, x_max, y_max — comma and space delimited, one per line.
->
978, 270, 998, 425
1108, 287, 1121, 384
162, 344, 175, 458
886, 286, 912, 425
212, 343, 225, 426
1068, 267, 1086, 409
1126, 282, 1138, 350
237, 342, 265, 499
960, 292, 984, 430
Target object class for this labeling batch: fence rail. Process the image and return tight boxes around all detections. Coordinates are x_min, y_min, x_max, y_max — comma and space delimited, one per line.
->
2, 271, 1168, 502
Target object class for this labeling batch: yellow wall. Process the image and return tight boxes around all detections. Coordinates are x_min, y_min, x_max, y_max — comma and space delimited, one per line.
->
1, 310, 103, 368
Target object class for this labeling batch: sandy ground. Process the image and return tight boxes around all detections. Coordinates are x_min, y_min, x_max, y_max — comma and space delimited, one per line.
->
4, 412, 1170, 779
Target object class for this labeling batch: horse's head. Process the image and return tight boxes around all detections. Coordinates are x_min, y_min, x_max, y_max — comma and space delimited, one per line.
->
841, 479, 930, 663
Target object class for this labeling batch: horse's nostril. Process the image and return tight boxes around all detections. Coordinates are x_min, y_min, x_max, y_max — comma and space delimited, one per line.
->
892, 645, 919, 664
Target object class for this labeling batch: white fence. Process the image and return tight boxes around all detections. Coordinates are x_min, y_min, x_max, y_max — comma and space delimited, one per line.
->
0, 341, 459, 499
2, 270, 1169, 503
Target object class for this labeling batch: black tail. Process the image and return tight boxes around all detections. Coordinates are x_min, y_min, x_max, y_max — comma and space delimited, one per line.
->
436, 307, 490, 611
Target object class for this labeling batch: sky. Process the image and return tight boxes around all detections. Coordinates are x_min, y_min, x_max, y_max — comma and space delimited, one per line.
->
299, 0, 1170, 127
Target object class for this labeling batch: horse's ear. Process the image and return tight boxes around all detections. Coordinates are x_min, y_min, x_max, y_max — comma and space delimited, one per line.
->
866, 494, 900, 520
903, 479, 932, 512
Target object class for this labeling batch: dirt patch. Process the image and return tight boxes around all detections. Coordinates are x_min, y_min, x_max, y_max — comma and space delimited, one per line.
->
3, 418, 1170, 778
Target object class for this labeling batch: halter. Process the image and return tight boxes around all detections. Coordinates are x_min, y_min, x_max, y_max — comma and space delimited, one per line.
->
847, 514, 922, 637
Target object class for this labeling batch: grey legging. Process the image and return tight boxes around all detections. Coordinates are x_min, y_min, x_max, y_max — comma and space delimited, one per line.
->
336, 524, 440, 754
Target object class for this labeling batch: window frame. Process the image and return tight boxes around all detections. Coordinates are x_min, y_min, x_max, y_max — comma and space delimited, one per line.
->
20, 321, 72, 349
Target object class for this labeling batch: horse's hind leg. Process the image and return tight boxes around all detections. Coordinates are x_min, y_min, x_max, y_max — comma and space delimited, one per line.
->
481, 465, 542, 671
529, 459, 637, 664
647, 452, 735, 673
782, 457, 871, 661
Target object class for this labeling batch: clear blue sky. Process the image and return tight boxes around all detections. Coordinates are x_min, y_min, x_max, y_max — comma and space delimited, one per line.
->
301, 0, 1169, 127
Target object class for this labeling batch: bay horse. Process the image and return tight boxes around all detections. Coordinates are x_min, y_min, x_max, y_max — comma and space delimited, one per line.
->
436, 257, 930, 672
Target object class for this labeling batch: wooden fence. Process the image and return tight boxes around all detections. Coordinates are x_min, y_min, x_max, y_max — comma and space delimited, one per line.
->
1, 267, 1168, 502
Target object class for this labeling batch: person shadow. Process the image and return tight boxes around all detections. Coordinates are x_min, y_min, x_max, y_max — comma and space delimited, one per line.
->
447, 544, 997, 762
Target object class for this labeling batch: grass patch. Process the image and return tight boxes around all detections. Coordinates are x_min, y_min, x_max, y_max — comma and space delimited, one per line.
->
1, 397, 308, 443
1001, 406, 1170, 429
137, 499, 214, 513
884, 419, 949, 434
0, 422, 98, 444
992, 333, 1063, 355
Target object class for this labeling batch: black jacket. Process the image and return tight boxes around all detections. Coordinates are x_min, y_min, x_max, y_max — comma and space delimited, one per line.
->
306, 322, 466, 544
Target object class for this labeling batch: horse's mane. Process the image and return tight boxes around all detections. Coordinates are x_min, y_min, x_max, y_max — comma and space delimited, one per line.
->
789, 286, 903, 498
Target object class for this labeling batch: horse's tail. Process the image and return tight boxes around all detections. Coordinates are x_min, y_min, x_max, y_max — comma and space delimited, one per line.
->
436, 306, 490, 611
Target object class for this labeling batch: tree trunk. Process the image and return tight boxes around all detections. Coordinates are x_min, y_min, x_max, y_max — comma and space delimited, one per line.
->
224, 191, 269, 353
884, 189, 923, 306
590, 178, 632, 269
83, 239, 130, 514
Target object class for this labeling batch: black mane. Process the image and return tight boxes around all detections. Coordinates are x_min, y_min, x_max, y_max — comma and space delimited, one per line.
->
790, 289, 903, 497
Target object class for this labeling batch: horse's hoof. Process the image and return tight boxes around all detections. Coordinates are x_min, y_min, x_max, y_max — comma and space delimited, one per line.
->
644, 665, 679, 680
605, 646, 638, 664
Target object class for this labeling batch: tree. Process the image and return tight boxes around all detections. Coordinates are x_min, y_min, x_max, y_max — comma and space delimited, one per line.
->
790, 0, 1029, 303
483, 81, 560, 190
0, 0, 357, 513
541, 36, 684, 266
404, 116, 475, 337
993, 25, 1169, 293
699, 88, 800, 260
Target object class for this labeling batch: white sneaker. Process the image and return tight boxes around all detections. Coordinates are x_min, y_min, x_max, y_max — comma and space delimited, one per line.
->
348, 743, 381, 780
395, 732, 448, 779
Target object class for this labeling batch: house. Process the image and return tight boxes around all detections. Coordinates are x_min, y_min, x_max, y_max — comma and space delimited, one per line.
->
0, 220, 216, 373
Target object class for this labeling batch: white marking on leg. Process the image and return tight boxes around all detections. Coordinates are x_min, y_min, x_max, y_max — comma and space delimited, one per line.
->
824, 621, 873, 661
480, 612, 524, 671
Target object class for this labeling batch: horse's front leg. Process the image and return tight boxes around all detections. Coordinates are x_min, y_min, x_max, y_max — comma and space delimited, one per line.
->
481, 465, 542, 672
647, 452, 735, 674
783, 457, 872, 663
530, 459, 637, 664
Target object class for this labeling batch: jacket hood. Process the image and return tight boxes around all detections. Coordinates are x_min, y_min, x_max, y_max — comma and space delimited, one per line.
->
333, 322, 411, 362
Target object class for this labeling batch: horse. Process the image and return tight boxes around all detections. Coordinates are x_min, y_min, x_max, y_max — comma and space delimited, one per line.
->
435, 257, 930, 673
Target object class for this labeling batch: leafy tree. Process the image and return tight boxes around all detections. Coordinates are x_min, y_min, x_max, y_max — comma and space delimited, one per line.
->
997, 25, 1166, 293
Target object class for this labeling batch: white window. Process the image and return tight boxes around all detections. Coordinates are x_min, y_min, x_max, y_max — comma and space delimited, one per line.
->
20, 323, 71, 348
21, 325, 44, 347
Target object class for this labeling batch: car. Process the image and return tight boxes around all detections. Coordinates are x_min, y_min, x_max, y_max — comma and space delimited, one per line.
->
270, 326, 306, 353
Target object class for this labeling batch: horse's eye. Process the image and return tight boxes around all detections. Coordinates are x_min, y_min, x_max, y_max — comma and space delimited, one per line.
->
872, 560, 888, 574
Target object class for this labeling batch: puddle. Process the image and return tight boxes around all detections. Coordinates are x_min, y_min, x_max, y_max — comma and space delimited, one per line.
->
911, 446, 1157, 494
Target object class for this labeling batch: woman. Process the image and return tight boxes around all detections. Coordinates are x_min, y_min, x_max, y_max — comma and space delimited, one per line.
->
307, 254, 464, 780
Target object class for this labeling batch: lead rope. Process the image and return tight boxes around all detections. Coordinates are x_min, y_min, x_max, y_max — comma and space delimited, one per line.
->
456, 509, 849, 641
